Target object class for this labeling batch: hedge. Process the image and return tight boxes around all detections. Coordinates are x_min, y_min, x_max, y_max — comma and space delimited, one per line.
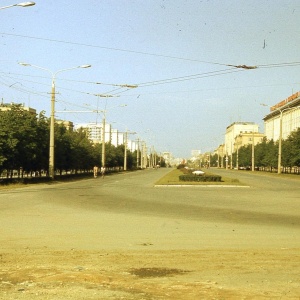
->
179, 174, 222, 182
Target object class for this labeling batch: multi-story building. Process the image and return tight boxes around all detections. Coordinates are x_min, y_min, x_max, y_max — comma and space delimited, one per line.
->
234, 132, 264, 150
56, 120, 74, 131
225, 122, 260, 156
111, 129, 119, 147
0, 102, 36, 115
263, 91, 300, 141
75, 122, 111, 144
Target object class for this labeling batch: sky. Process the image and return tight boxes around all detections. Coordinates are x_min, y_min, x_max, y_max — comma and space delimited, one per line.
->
1, 0, 300, 158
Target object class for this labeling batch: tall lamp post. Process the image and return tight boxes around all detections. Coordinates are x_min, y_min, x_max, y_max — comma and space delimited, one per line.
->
0, 1, 35, 10
19, 62, 91, 179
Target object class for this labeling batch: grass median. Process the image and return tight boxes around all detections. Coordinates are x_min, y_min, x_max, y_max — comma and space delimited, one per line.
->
155, 168, 245, 186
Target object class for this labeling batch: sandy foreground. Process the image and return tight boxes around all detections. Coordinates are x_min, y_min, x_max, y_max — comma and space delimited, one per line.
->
1, 247, 299, 299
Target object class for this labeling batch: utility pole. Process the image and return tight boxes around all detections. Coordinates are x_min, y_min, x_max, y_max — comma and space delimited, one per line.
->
136, 138, 140, 168
102, 116, 106, 168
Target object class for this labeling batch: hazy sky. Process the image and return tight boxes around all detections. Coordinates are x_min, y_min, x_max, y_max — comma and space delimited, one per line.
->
1, 0, 300, 158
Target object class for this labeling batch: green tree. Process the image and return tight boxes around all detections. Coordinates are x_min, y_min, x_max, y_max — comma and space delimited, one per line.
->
34, 112, 49, 174
237, 144, 251, 167
0, 104, 39, 177
282, 128, 300, 167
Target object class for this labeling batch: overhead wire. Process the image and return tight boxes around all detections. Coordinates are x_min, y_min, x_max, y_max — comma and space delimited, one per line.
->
0, 32, 230, 66
2, 32, 300, 103
2, 32, 300, 70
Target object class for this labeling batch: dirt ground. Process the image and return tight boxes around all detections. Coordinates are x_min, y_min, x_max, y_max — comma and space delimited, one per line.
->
1, 247, 299, 299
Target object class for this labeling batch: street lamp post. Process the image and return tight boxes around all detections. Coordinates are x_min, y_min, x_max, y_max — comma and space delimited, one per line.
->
0, 1, 35, 10
19, 62, 91, 179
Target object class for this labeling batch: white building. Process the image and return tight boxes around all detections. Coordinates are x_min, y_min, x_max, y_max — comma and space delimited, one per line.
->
111, 129, 119, 147
0, 102, 36, 115
225, 122, 259, 156
75, 122, 111, 144
263, 91, 300, 141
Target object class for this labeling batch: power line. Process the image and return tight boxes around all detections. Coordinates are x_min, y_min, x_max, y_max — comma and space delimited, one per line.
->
0, 32, 231, 66
137, 68, 244, 87
3, 32, 300, 71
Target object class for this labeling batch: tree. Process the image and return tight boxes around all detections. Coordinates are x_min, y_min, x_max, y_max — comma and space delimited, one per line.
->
0, 104, 39, 177
282, 128, 300, 167
237, 144, 251, 167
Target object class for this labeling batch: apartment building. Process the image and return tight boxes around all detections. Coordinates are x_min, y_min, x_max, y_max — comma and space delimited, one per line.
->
75, 122, 112, 144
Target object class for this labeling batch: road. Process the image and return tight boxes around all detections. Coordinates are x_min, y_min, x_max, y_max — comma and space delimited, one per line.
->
0, 168, 299, 299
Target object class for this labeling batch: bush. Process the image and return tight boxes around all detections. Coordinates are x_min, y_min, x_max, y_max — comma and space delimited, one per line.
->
177, 164, 186, 169
179, 174, 222, 182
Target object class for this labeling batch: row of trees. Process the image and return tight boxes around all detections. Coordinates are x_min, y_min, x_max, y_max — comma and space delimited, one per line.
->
0, 105, 163, 178
208, 128, 300, 173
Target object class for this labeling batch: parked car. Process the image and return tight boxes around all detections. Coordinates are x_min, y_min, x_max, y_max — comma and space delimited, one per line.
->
192, 170, 205, 175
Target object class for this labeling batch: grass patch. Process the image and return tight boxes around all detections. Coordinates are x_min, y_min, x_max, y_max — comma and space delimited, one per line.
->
155, 168, 243, 186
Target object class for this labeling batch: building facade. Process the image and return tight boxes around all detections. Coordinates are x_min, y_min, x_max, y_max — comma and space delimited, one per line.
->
56, 120, 74, 131
0, 102, 36, 115
75, 122, 112, 144
225, 122, 259, 156
234, 132, 264, 150
263, 91, 300, 141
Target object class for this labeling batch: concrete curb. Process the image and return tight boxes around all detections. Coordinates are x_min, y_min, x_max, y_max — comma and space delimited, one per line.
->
154, 185, 250, 188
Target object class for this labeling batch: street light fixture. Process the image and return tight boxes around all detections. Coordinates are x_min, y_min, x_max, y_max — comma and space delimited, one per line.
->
0, 1, 35, 10
19, 62, 91, 179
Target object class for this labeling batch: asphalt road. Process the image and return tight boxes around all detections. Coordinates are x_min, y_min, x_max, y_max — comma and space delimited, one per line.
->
1, 167, 299, 251
1, 168, 300, 299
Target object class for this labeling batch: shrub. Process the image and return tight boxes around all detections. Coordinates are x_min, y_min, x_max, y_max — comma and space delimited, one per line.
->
177, 164, 186, 169
179, 174, 222, 182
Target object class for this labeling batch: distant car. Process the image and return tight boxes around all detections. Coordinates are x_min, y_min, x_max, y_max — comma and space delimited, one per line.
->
192, 170, 205, 175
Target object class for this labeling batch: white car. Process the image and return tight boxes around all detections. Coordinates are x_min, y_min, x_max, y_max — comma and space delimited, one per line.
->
192, 170, 205, 175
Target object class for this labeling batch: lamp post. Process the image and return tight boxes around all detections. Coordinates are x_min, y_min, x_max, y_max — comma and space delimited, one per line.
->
0, 1, 35, 10
19, 62, 91, 179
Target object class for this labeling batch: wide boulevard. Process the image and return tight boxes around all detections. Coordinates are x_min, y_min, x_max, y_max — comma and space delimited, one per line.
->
0, 168, 299, 299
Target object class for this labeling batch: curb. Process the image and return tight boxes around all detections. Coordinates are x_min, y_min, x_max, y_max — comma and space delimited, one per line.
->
154, 185, 250, 188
